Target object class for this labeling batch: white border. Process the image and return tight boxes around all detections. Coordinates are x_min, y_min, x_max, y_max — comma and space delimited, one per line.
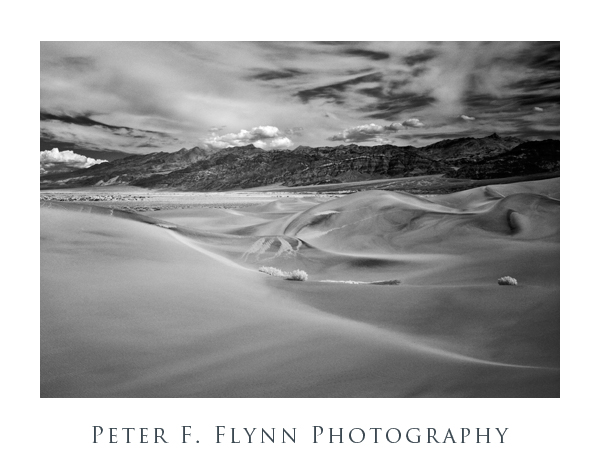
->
4, 2, 595, 465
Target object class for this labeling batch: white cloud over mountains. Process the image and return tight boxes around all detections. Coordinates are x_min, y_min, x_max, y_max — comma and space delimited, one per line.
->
402, 118, 425, 128
329, 119, 425, 143
40, 148, 107, 175
202, 126, 293, 150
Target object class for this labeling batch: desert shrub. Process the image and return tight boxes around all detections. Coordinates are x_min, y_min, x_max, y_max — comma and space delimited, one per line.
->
258, 266, 287, 278
287, 269, 308, 281
259, 266, 308, 281
498, 276, 518, 286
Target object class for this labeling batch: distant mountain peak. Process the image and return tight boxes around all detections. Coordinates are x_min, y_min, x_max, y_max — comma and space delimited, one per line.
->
293, 145, 311, 152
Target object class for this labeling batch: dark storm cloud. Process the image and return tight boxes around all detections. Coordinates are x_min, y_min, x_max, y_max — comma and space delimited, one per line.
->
249, 68, 306, 81
403, 49, 439, 67
342, 48, 390, 61
296, 72, 382, 104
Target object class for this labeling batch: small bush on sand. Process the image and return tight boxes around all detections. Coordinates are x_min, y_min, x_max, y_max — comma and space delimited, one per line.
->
287, 269, 308, 281
259, 266, 308, 281
258, 266, 287, 278
498, 276, 518, 286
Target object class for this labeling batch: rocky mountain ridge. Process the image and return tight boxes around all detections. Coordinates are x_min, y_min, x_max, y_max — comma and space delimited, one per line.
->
40, 134, 559, 191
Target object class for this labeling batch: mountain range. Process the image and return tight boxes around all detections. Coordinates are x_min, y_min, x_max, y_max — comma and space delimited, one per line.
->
40, 134, 559, 191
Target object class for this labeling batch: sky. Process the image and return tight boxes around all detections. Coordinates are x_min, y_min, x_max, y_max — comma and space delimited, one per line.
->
40, 41, 559, 169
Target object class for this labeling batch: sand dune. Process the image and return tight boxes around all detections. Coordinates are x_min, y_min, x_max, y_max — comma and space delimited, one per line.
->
40, 178, 559, 397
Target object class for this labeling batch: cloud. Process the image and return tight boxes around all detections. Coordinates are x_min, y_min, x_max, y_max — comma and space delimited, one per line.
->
40, 148, 107, 174
40, 42, 560, 153
296, 72, 382, 104
534, 107, 544, 112
362, 92, 435, 120
328, 118, 428, 143
249, 125, 279, 138
269, 136, 294, 149
40, 111, 183, 155
342, 48, 390, 61
40, 118, 182, 155
403, 49, 439, 67
385, 122, 405, 131
402, 118, 425, 127
249, 68, 306, 81
202, 126, 293, 150
460, 114, 476, 121
285, 127, 304, 136
329, 123, 386, 142
40, 112, 172, 140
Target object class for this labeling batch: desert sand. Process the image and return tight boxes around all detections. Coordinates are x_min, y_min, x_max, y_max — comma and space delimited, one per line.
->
40, 178, 559, 397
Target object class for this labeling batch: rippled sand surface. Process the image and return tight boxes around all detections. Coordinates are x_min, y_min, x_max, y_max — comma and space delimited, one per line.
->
40, 178, 559, 397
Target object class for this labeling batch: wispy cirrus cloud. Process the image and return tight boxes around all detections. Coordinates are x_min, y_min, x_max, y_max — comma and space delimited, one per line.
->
40, 112, 183, 155
248, 68, 306, 81
296, 72, 383, 105
403, 49, 439, 66
342, 48, 390, 61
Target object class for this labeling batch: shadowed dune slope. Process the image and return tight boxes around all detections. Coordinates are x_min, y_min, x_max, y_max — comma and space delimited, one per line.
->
41, 178, 559, 397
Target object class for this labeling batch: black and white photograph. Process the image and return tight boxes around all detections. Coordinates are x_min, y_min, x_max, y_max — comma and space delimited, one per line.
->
40, 40, 560, 398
